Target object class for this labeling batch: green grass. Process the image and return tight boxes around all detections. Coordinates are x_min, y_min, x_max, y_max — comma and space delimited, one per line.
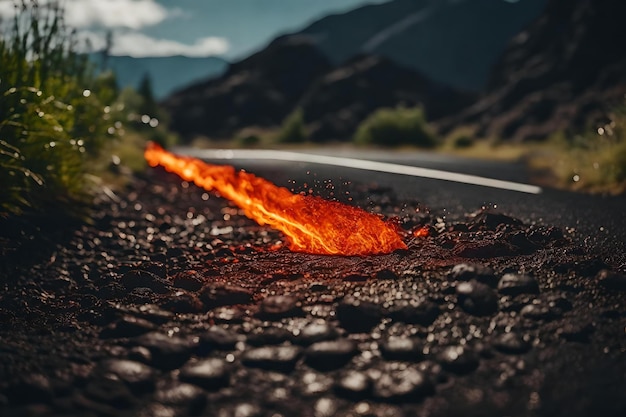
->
0, 1, 119, 217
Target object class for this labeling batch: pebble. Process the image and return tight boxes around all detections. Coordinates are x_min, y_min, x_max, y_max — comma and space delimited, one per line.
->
557, 322, 595, 342
295, 322, 339, 345
438, 345, 479, 374
99, 315, 156, 339
3, 374, 53, 405
98, 359, 156, 393
336, 297, 382, 333
247, 327, 293, 346
159, 292, 203, 313
498, 273, 540, 296
305, 339, 359, 371
379, 336, 423, 362
492, 333, 531, 354
388, 298, 440, 326
256, 295, 303, 320
456, 280, 499, 316
520, 302, 559, 321
171, 271, 204, 291
449, 263, 498, 286
120, 270, 170, 294
196, 327, 240, 355
371, 367, 433, 402
596, 269, 626, 291
242, 345, 302, 373
199, 283, 253, 309
135, 332, 195, 370
179, 358, 230, 390
334, 370, 371, 400
83, 378, 136, 409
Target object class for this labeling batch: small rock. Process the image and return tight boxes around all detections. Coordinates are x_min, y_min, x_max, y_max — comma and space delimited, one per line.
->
179, 358, 230, 390
468, 211, 523, 231
305, 339, 359, 371
379, 337, 423, 362
199, 283, 253, 309
296, 322, 339, 345
596, 269, 626, 291
100, 315, 156, 339
4, 374, 53, 405
83, 378, 136, 409
256, 295, 302, 320
453, 240, 518, 258
492, 333, 532, 354
557, 322, 595, 342
120, 270, 169, 294
154, 383, 207, 413
247, 327, 293, 346
520, 302, 559, 321
135, 332, 195, 370
99, 359, 156, 393
242, 345, 302, 373
388, 299, 440, 326
375, 269, 399, 280
159, 292, 203, 313
498, 273, 540, 296
448, 263, 498, 287
336, 297, 382, 333
371, 367, 433, 403
334, 371, 371, 400
438, 345, 479, 374
196, 327, 240, 355
456, 280, 498, 316
171, 271, 204, 291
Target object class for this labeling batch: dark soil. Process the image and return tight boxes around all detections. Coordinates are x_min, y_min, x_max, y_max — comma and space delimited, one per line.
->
1, 168, 625, 417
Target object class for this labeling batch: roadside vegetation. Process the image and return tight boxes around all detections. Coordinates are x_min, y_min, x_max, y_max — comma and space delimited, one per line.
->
0, 1, 173, 221
354, 106, 436, 148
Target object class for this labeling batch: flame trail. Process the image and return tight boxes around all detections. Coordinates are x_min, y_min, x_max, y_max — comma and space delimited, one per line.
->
145, 142, 407, 256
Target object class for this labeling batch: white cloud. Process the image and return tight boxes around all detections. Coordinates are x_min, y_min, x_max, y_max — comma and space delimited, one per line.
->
0, 0, 169, 29
80, 30, 229, 57
64, 0, 168, 29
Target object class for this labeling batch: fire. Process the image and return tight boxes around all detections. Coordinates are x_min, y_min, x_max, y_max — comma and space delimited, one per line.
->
144, 142, 407, 256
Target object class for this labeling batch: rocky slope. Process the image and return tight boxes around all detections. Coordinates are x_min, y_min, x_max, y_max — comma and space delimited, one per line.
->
288, 0, 547, 91
162, 36, 332, 139
440, 0, 626, 141
162, 37, 473, 141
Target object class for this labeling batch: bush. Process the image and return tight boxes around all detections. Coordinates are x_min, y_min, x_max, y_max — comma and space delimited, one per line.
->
0, 1, 121, 217
353, 106, 436, 147
275, 108, 307, 143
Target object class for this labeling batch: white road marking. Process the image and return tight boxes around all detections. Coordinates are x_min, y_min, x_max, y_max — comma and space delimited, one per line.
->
178, 148, 543, 194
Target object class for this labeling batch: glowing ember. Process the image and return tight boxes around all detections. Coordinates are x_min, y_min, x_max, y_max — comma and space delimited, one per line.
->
145, 142, 407, 256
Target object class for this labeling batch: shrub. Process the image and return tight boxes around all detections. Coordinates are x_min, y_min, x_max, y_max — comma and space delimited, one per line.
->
0, 1, 121, 217
275, 108, 307, 143
353, 106, 436, 147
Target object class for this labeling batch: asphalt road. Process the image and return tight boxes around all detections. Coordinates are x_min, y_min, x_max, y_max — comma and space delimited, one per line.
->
176, 146, 626, 262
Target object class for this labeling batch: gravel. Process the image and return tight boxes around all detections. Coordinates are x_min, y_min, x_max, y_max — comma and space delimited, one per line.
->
1, 169, 625, 417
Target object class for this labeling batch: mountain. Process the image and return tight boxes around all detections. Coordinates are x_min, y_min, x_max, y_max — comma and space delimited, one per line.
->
286, 0, 548, 92
162, 37, 332, 139
94, 55, 229, 99
441, 0, 626, 141
162, 36, 473, 141
299, 54, 474, 141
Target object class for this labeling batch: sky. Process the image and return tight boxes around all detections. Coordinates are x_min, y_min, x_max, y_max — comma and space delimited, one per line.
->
0, 0, 388, 59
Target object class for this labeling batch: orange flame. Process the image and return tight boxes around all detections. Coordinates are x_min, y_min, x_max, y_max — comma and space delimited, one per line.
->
144, 142, 407, 256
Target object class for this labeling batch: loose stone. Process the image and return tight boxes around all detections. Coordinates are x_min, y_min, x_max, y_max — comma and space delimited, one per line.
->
456, 280, 499, 316
379, 336, 423, 362
305, 339, 359, 371
179, 358, 230, 390
498, 273, 540, 296
388, 299, 440, 326
438, 345, 479, 374
336, 297, 382, 333
241, 345, 302, 373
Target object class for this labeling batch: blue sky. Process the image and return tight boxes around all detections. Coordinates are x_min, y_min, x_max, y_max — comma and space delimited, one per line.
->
0, 0, 388, 59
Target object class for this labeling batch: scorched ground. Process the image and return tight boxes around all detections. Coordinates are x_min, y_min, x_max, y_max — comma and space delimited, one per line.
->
0, 166, 625, 417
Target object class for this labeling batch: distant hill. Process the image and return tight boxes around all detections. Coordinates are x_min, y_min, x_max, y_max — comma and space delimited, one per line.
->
162, 36, 474, 141
93, 55, 229, 99
286, 0, 547, 92
440, 0, 626, 141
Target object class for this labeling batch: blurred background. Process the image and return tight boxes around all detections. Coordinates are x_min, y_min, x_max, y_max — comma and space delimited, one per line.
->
1, 0, 625, 219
